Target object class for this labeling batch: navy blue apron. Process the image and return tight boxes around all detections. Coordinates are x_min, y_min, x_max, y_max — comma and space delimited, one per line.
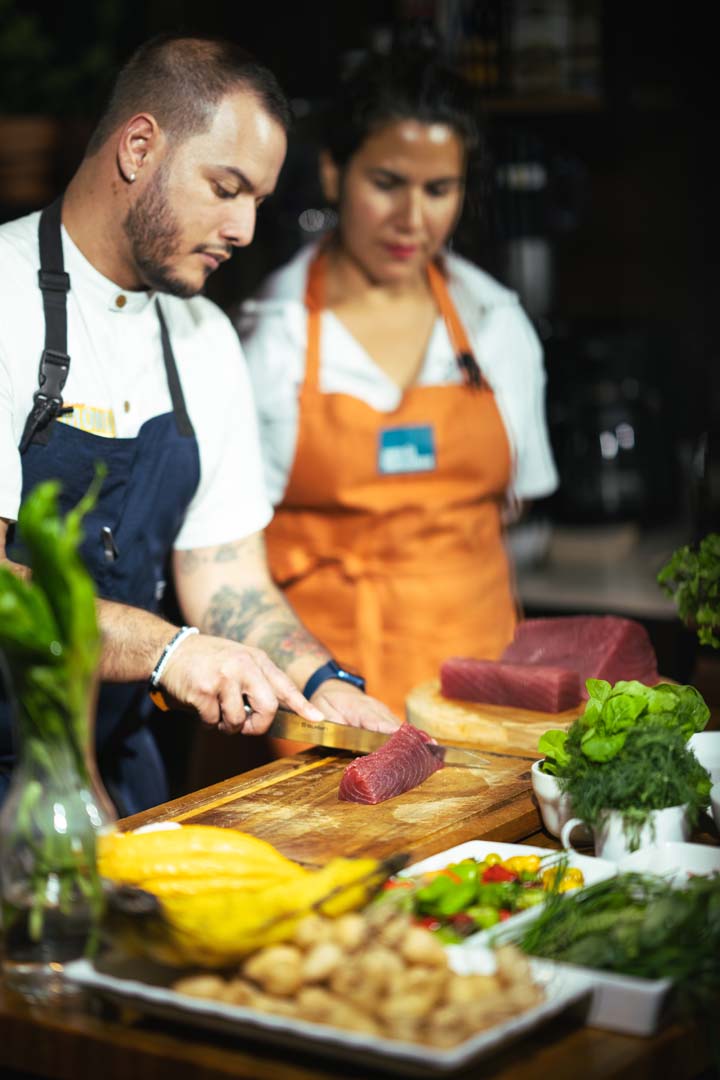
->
0, 199, 201, 816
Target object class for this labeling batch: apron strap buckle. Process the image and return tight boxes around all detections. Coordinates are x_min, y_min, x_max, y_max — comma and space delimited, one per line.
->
38, 269, 71, 293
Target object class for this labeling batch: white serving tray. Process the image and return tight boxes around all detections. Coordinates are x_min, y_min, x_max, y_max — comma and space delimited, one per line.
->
399, 839, 617, 946
548, 962, 673, 1036
64, 953, 591, 1076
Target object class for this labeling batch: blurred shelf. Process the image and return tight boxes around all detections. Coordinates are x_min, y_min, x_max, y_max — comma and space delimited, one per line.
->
483, 92, 604, 114
513, 524, 683, 620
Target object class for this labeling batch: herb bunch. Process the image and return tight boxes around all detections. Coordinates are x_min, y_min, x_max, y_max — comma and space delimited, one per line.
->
516, 871, 720, 1060
658, 533, 720, 648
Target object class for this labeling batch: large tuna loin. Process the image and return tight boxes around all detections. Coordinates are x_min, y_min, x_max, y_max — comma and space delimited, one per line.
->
338, 723, 443, 805
440, 658, 582, 713
501, 615, 659, 696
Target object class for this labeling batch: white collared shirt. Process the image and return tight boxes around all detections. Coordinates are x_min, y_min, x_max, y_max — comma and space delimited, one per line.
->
237, 243, 558, 506
0, 210, 271, 549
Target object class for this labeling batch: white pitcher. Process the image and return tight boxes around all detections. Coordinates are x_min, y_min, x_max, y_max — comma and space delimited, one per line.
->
561, 804, 690, 862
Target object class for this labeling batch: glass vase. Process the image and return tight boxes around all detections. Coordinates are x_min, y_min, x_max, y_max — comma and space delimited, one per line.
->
0, 687, 116, 1002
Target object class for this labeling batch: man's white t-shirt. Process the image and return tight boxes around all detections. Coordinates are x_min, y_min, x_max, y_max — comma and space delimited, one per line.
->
0, 211, 272, 549
237, 243, 558, 506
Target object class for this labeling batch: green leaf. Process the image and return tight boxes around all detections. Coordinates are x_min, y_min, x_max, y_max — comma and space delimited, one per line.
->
537, 730, 570, 773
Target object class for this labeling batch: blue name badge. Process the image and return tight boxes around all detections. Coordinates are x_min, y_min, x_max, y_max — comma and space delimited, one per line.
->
377, 424, 437, 475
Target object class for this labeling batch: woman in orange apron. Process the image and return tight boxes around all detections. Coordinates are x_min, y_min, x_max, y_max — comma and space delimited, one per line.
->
240, 45, 558, 718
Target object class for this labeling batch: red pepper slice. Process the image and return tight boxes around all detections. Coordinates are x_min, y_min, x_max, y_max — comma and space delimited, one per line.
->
498, 909, 512, 921
449, 913, 476, 931
415, 916, 442, 931
482, 864, 517, 883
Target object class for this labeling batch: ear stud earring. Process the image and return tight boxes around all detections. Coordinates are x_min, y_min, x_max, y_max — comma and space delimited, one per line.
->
129, 173, 136, 183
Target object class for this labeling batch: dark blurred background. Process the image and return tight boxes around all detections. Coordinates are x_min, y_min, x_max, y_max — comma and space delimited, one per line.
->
1, 0, 716, 535
2, 1, 718, 772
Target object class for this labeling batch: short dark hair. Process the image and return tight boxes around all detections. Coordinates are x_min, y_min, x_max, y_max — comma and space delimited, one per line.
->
86, 33, 292, 155
324, 45, 482, 170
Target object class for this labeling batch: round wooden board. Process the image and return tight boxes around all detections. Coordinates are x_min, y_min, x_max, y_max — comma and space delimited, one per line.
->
405, 679, 583, 757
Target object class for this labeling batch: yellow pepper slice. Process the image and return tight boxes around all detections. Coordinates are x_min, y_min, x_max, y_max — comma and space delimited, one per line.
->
503, 854, 542, 875
542, 865, 584, 892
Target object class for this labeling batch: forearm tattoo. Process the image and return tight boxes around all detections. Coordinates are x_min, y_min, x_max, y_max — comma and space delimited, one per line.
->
203, 585, 326, 670
176, 541, 245, 575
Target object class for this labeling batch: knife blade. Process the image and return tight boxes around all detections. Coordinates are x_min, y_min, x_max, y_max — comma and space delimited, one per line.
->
267, 710, 490, 769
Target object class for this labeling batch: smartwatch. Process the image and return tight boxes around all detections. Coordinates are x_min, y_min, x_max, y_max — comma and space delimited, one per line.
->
303, 659, 366, 699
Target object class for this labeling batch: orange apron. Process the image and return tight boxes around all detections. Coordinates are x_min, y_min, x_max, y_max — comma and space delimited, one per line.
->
265, 252, 517, 716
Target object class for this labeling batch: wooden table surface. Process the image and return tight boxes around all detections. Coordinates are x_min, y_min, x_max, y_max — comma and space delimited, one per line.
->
1, 745, 717, 1080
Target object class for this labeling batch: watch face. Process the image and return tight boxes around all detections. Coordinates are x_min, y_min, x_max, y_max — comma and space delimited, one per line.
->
334, 665, 365, 690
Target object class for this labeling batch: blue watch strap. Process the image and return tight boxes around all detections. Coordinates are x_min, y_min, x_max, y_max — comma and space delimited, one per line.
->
303, 660, 366, 699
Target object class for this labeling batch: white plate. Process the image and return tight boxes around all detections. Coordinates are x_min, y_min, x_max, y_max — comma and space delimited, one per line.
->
398, 840, 617, 947
618, 841, 720, 883
64, 954, 591, 1076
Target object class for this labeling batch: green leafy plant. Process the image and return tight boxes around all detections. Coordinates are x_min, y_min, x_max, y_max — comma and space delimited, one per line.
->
537, 728, 571, 775
657, 532, 720, 648
537, 679, 711, 842
538, 678, 709, 775
0, 470, 109, 944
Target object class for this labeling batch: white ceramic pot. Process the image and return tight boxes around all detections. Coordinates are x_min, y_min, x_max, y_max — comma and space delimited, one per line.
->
561, 804, 691, 863
688, 732, 720, 787
711, 781, 720, 834
530, 760, 575, 838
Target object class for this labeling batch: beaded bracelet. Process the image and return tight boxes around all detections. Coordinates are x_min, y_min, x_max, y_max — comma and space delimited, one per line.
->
149, 626, 199, 707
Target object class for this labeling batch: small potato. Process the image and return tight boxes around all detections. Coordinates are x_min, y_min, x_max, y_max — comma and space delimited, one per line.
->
329, 912, 368, 952
387, 965, 447, 1006
494, 944, 533, 986
426, 1003, 468, 1048
443, 973, 502, 1006
243, 944, 304, 996
376, 913, 412, 949
500, 981, 544, 1011
329, 965, 384, 1014
325, 1000, 377, 1034
221, 978, 258, 1006
334, 1009, 381, 1036
173, 974, 226, 1000
292, 913, 328, 950
300, 941, 344, 983
383, 989, 438, 1022
398, 926, 448, 968
383, 1017, 422, 1045
358, 945, 405, 986
464, 997, 517, 1031
295, 986, 337, 1022
260, 996, 299, 1018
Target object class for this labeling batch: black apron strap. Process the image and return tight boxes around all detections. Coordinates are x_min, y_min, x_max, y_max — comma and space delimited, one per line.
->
155, 299, 195, 438
19, 199, 73, 452
20, 201, 195, 450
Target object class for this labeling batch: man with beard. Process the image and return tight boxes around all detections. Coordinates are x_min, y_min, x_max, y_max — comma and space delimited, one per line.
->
0, 34, 398, 814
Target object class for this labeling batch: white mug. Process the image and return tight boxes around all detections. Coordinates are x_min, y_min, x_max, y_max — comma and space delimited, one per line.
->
561, 804, 690, 862
530, 760, 575, 838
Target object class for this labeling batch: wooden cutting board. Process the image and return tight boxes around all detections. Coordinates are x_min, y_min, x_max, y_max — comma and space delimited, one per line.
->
406, 679, 583, 757
121, 747, 541, 867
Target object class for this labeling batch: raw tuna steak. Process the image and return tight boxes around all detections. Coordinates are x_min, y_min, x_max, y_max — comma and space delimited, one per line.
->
440, 658, 582, 713
501, 615, 659, 697
338, 723, 443, 805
